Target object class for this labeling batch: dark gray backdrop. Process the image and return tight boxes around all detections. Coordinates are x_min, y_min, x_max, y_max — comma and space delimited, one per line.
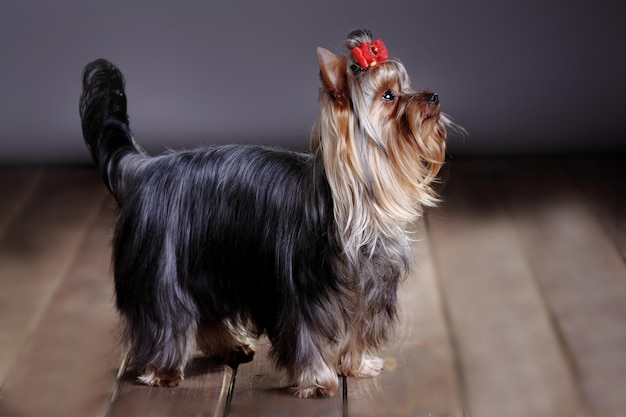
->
1, 0, 624, 164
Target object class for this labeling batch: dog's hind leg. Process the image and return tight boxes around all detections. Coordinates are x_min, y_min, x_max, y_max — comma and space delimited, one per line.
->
124, 310, 197, 387
127, 305, 197, 387
116, 236, 199, 387
196, 318, 256, 366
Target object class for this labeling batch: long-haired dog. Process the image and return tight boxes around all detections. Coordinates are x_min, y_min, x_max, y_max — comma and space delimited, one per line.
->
80, 29, 450, 398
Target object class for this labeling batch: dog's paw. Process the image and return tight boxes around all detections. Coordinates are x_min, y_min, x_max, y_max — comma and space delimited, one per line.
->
340, 354, 384, 378
137, 368, 184, 387
293, 383, 338, 399
293, 377, 339, 399
356, 355, 384, 378
292, 363, 339, 398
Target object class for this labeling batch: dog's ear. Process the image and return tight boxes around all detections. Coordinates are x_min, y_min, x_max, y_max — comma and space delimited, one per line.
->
317, 47, 348, 106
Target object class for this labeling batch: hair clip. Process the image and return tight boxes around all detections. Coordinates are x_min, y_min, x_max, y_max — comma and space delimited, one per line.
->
351, 39, 389, 72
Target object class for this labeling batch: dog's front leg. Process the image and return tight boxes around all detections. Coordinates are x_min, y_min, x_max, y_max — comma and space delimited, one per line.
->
272, 322, 339, 398
338, 320, 385, 378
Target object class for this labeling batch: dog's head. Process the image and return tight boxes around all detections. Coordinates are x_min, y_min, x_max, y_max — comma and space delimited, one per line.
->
312, 29, 450, 254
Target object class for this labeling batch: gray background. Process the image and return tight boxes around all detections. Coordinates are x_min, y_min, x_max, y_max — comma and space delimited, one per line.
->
1, 0, 624, 164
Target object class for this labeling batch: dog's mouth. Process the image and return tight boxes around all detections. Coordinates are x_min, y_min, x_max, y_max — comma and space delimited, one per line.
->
424, 104, 441, 122
424, 110, 440, 120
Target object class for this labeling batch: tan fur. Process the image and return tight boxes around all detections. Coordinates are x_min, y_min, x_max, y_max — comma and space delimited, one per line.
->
309, 33, 455, 396
196, 319, 256, 365
313, 48, 448, 264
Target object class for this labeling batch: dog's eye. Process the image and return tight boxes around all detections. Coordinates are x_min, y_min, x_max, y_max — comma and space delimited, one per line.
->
382, 90, 396, 102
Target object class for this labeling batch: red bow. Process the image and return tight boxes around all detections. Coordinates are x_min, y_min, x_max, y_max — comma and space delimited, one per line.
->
351, 39, 389, 70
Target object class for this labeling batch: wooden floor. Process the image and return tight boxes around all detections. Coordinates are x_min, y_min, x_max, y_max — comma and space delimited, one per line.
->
0, 157, 624, 417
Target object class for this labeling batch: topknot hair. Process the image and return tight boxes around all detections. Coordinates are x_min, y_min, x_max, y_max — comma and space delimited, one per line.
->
345, 29, 373, 50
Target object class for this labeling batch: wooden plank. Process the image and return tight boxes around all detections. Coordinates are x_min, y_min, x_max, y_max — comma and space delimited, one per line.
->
0, 169, 107, 388
566, 157, 626, 259
345, 220, 462, 417
0, 169, 43, 238
107, 356, 226, 417
0, 198, 120, 417
427, 160, 585, 417
228, 338, 343, 417
500, 160, 626, 417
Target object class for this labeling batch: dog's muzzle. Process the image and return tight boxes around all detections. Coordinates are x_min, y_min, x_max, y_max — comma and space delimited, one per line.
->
425, 92, 439, 105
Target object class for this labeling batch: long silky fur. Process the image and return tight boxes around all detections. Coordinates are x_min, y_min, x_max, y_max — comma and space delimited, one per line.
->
79, 29, 450, 397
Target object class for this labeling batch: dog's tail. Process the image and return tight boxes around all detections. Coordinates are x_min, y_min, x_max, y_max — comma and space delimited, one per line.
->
80, 59, 144, 199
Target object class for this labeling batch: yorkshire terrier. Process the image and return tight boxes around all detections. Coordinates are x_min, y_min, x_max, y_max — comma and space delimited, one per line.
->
79, 29, 451, 398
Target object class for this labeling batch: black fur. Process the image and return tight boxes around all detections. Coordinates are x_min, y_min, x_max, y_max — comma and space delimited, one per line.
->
80, 59, 349, 379
80, 59, 137, 196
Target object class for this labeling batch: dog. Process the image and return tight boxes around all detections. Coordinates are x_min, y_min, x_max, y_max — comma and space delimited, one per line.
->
79, 29, 450, 398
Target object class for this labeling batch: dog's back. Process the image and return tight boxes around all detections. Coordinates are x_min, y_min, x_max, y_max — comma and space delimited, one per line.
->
112, 145, 336, 324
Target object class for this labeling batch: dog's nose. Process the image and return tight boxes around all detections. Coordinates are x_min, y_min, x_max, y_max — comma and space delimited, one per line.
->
426, 93, 439, 105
